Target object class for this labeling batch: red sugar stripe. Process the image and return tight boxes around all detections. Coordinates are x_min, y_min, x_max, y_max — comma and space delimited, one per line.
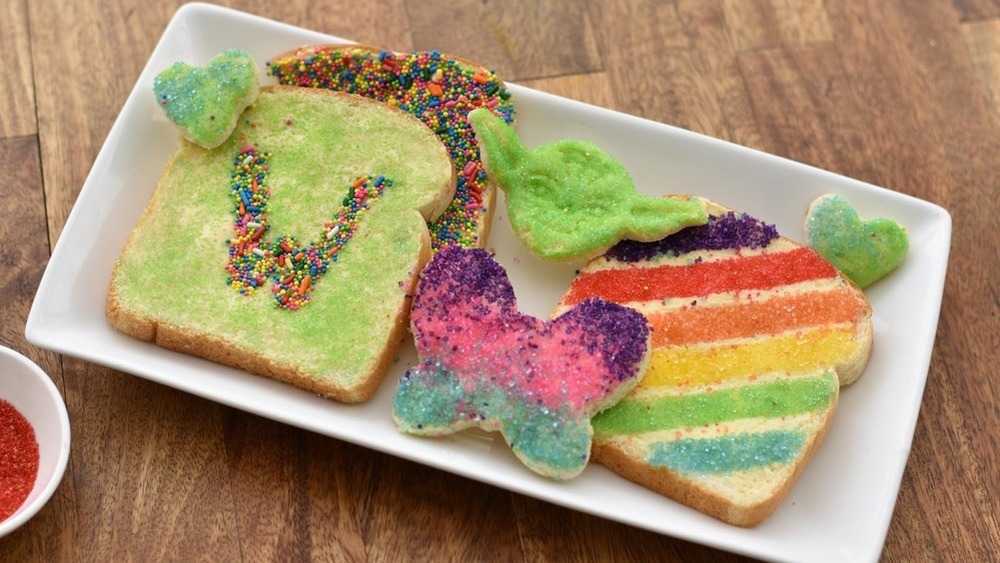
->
563, 246, 838, 306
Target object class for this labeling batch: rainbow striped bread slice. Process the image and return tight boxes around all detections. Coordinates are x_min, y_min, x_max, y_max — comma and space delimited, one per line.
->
553, 199, 872, 526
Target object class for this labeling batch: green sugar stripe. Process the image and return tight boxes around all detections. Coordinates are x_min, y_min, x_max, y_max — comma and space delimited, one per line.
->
592, 372, 837, 437
647, 429, 806, 475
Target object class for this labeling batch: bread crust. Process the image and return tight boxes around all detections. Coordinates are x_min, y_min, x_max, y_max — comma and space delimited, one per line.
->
107, 233, 429, 404
832, 276, 874, 386
593, 395, 838, 527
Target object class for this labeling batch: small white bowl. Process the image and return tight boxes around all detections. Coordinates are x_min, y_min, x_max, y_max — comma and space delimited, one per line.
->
0, 345, 71, 538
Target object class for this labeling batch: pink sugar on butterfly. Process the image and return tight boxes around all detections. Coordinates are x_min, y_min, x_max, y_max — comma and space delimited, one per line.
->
392, 247, 652, 480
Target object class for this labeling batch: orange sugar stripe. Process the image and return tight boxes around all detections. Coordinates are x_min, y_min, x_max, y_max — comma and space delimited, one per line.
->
649, 287, 866, 347
638, 326, 860, 390
563, 246, 837, 306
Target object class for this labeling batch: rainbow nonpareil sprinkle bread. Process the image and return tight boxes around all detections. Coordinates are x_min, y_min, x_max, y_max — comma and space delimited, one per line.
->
267, 45, 515, 250
393, 247, 652, 480
554, 199, 873, 525
468, 108, 708, 262
154, 49, 259, 149
107, 86, 455, 402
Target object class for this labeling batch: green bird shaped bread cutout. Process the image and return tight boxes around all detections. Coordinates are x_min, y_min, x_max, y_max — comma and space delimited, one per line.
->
468, 108, 708, 261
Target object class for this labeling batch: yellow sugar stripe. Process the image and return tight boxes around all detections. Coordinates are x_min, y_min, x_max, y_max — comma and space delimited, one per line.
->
639, 326, 859, 389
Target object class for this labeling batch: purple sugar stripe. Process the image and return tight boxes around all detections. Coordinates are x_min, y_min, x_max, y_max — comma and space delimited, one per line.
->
605, 212, 779, 263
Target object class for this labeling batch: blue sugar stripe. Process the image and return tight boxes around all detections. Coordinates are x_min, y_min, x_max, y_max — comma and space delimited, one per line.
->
647, 429, 806, 475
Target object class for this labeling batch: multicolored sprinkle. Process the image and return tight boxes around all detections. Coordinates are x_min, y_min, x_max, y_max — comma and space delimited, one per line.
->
267, 46, 515, 250
392, 247, 651, 480
225, 145, 391, 310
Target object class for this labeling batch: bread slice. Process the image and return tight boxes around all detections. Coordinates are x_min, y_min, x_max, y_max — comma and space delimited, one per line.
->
552, 199, 873, 526
267, 44, 515, 250
107, 86, 455, 403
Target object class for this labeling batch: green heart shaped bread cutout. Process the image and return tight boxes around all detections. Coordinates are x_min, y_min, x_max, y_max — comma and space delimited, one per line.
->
154, 49, 259, 149
805, 194, 908, 288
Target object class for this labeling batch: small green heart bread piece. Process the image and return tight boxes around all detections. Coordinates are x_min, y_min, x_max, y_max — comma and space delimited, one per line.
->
108, 86, 456, 403
468, 108, 708, 262
804, 194, 909, 288
154, 49, 260, 149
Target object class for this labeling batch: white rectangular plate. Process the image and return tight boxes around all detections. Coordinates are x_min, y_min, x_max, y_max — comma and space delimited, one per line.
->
26, 4, 951, 562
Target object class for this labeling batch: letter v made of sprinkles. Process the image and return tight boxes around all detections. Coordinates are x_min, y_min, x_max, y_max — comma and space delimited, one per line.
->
224, 145, 392, 310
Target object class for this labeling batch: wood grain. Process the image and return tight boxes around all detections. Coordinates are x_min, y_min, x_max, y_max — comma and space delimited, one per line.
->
821, 1, 1000, 559
586, 0, 764, 149
223, 413, 369, 560
363, 457, 523, 560
952, 0, 1000, 20
0, 136, 74, 561
738, 43, 881, 183
0, 0, 36, 139
2, 0, 998, 560
0, 137, 47, 354
520, 73, 618, 109
63, 366, 239, 559
720, 0, 832, 52
510, 494, 748, 562
962, 17, 1000, 122
27, 1, 170, 246
405, 0, 602, 81
253, 0, 414, 48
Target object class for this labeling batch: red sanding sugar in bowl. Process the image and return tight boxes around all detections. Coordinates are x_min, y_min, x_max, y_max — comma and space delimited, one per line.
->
0, 399, 39, 522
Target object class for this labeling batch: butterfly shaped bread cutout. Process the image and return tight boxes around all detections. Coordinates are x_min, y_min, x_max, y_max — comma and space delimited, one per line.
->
392, 247, 652, 480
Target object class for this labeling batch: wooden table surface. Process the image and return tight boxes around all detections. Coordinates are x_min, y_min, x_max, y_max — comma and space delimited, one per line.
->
2, 0, 998, 560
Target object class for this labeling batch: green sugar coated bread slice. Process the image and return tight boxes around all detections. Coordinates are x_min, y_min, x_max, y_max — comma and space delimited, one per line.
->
555, 199, 873, 526
108, 86, 456, 402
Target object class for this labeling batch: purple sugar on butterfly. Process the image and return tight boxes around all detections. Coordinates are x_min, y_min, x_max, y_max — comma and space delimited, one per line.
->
392, 246, 651, 479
